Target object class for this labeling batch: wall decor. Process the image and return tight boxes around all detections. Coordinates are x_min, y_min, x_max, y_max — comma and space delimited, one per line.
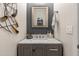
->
27, 3, 53, 34
0, 3, 19, 34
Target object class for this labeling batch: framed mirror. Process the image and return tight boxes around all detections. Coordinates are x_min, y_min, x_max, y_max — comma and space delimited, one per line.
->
32, 7, 48, 27
27, 3, 53, 34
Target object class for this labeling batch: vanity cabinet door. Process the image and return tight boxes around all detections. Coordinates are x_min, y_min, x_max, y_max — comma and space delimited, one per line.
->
46, 44, 63, 56
17, 45, 23, 56
32, 44, 45, 56
17, 44, 32, 56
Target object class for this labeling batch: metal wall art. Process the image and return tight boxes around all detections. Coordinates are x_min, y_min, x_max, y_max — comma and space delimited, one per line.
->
0, 3, 19, 34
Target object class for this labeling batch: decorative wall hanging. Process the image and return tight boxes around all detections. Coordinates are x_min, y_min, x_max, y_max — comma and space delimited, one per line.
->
0, 3, 19, 34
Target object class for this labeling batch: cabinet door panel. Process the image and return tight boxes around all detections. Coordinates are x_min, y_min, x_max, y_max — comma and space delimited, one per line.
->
46, 44, 62, 56
17, 45, 23, 56
32, 44, 45, 56
23, 46, 32, 56
32, 47, 44, 56
17, 44, 32, 56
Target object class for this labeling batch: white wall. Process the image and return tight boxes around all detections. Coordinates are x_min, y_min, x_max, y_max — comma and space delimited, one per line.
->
0, 3, 26, 56
54, 3, 78, 56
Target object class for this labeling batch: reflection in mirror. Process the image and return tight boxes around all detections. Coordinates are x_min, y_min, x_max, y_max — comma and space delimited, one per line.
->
32, 7, 48, 27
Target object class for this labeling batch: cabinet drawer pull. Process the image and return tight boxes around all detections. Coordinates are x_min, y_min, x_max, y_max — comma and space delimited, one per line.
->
49, 49, 58, 51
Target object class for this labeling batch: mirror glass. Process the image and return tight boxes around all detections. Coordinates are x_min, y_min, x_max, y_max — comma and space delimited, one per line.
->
32, 7, 48, 27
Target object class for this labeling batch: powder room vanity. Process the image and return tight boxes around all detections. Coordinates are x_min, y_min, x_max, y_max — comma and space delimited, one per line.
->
17, 3, 63, 56
17, 38, 63, 56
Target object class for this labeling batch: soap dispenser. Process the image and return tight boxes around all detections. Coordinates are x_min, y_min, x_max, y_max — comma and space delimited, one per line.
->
47, 31, 52, 38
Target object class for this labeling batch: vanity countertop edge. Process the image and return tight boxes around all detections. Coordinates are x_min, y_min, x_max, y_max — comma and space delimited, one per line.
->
18, 38, 62, 44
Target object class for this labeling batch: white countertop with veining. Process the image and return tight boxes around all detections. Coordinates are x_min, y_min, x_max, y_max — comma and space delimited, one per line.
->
18, 38, 62, 44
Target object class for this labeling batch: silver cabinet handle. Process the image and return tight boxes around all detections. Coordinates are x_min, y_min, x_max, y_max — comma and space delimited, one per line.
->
49, 49, 58, 51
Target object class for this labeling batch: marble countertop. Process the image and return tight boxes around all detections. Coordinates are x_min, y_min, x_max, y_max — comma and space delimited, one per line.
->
18, 38, 62, 44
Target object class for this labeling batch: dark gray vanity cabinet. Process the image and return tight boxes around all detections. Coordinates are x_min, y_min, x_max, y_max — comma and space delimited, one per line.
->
46, 44, 63, 56
17, 44, 32, 56
32, 44, 45, 56
17, 44, 63, 56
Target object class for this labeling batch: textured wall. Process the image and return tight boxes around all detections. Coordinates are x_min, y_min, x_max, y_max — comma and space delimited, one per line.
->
0, 3, 26, 56
54, 3, 78, 56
